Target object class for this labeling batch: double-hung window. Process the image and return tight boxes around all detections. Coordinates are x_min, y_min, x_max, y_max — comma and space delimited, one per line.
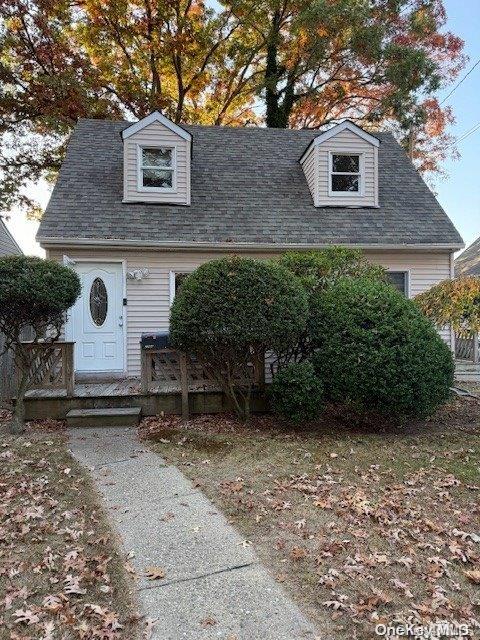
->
387, 271, 409, 297
139, 146, 175, 190
330, 153, 362, 195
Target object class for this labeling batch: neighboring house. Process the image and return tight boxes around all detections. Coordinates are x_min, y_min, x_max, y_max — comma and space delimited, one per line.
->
0, 218, 22, 400
37, 113, 463, 379
455, 236, 480, 276
0, 216, 21, 258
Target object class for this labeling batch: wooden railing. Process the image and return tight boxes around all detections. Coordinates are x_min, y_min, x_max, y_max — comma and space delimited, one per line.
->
455, 333, 480, 364
141, 348, 212, 419
141, 348, 265, 419
19, 342, 75, 396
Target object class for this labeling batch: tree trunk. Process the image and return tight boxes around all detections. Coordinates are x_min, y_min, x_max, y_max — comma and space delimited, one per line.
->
264, 11, 297, 129
265, 11, 282, 128
10, 371, 28, 434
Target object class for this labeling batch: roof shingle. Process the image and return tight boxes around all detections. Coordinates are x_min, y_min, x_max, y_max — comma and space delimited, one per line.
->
37, 119, 463, 248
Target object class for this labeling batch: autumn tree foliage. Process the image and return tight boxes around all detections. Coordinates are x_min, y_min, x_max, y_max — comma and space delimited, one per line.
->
0, 0, 465, 216
416, 276, 480, 334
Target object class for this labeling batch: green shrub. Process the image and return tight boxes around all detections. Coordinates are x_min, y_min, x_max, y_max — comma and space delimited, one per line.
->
310, 277, 454, 419
276, 247, 386, 364
279, 247, 386, 296
0, 256, 81, 433
170, 256, 308, 420
269, 361, 323, 424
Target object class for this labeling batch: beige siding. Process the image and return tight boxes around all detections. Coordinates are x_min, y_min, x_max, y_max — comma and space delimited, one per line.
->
312, 129, 377, 207
47, 247, 453, 376
123, 121, 190, 205
301, 148, 317, 201
367, 250, 452, 346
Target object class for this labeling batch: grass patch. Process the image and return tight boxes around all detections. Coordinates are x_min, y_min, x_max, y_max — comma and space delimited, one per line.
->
141, 400, 480, 639
0, 412, 140, 639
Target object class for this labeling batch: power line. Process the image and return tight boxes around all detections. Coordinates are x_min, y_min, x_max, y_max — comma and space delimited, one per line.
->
440, 58, 480, 105
448, 121, 480, 148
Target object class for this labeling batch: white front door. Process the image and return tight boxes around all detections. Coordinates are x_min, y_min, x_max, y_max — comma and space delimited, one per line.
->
66, 262, 125, 373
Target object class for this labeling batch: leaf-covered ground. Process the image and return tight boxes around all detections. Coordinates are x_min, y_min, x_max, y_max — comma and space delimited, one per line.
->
0, 411, 141, 640
141, 398, 480, 640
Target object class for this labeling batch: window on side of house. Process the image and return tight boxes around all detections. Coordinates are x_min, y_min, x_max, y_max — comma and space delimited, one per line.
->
330, 153, 361, 194
169, 271, 191, 306
387, 271, 409, 296
139, 146, 175, 190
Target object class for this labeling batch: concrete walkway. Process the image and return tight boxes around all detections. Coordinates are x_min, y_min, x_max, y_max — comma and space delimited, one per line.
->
69, 428, 317, 640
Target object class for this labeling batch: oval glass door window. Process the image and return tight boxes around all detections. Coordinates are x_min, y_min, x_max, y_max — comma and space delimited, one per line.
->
89, 277, 108, 326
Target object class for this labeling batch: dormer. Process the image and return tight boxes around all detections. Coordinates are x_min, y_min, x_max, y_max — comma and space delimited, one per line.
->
300, 121, 380, 208
122, 111, 192, 205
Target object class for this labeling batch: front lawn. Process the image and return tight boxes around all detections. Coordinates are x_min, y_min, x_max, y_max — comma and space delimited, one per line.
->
141, 398, 480, 640
0, 411, 140, 640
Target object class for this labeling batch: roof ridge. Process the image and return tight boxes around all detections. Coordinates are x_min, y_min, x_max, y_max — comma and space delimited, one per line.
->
75, 116, 392, 136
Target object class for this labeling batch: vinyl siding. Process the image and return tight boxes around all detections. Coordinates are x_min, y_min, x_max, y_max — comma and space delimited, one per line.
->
302, 129, 378, 207
123, 121, 190, 205
47, 247, 453, 376
301, 148, 317, 201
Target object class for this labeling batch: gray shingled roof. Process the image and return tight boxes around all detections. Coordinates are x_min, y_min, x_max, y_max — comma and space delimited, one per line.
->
37, 118, 463, 247
0, 218, 22, 256
455, 237, 480, 276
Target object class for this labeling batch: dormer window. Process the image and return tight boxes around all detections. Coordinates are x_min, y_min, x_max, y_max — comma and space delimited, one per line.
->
329, 153, 362, 195
300, 121, 379, 207
138, 146, 176, 191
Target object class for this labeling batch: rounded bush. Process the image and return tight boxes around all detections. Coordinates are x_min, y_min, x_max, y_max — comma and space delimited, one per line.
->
0, 255, 81, 330
310, 277, 454, 419
170, 256, 308, 355
269, 361, 324, 424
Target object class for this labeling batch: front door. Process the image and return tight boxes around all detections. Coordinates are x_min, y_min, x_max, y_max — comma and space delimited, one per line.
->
67, 262, 125, 373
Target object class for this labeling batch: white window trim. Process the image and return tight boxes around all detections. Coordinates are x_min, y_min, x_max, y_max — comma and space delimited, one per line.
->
137, 144, 177, 193
387, 270, 411, 298
328, 151, 364, 197
169, 270, 193, 307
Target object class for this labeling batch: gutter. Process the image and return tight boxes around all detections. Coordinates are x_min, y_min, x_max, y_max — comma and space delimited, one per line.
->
37, 236, 465, 252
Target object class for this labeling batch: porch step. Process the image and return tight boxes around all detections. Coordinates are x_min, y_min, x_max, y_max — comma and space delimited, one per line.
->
66, 407, 142, 429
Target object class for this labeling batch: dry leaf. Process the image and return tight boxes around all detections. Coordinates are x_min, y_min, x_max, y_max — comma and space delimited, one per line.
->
464, 569, 480, 584
200, 616, 217, 627
145, 566, 166, 580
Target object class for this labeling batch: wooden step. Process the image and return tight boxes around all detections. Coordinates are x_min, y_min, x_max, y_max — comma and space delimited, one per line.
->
66, 407, 142, 428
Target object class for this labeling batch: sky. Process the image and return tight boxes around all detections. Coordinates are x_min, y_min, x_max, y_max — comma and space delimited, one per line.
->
5, 0, 480, 257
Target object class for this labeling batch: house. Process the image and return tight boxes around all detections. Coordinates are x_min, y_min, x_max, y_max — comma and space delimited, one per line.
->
0, 218, 22, 401
37, 113, 463, 380
0, 216, 21, 258
455, 236, 480, 276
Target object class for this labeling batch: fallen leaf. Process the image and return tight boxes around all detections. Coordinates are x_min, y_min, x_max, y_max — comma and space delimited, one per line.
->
200, 615, 216, 627
464, 569, 480, 584
145, 566, 166, 580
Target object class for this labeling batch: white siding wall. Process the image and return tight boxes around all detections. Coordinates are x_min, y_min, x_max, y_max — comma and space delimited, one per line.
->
123, 121, 190, 205
301, 129, 378, 207
47, 247, 453, 376
301, 148, 317, 201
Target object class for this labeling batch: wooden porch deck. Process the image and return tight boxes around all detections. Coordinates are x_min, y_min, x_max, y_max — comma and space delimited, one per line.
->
24, 378, 215, 399
23, 378, 268, 420
23, 378, 232, 420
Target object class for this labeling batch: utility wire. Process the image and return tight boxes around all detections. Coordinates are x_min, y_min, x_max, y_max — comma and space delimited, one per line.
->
440, 57, 480, 105
448, 121, 480, 148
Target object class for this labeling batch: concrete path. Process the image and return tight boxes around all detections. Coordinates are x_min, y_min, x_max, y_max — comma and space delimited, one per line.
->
69, 428, 317, 640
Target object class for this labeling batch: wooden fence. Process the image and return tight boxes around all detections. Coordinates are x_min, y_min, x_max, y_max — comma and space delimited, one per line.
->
19, 342, 75, 396
141, 348, 265, 419
0, 332, 15, 404
455, 332, 480, 364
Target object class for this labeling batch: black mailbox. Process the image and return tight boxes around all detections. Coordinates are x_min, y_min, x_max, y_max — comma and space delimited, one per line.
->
140, 331, 170, 350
